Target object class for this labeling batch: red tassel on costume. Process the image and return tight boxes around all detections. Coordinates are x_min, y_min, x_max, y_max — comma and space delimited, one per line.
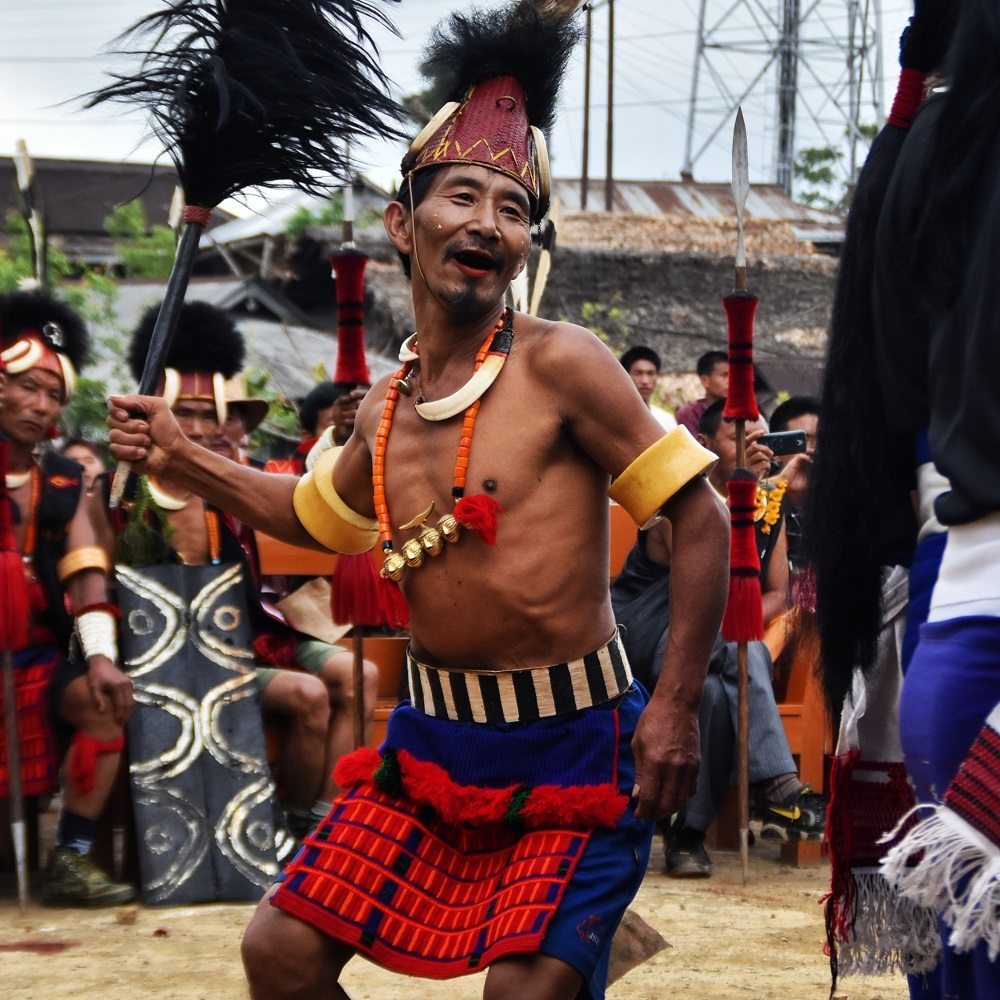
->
721, 291, 760, 422
68, 731, 125, 796
332, 551, 409, 630
454, 494, 504, 547
887, 67, 927, 129
722, 476, 764, 642
0, 438, 30, 650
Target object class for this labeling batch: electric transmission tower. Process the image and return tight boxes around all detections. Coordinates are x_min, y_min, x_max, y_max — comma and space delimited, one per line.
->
683, 0, 884, 199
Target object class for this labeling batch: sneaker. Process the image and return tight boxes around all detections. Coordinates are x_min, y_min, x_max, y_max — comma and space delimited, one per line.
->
42, 849, 136, 908
663, 824, 712, 877
760, 785, 826, 842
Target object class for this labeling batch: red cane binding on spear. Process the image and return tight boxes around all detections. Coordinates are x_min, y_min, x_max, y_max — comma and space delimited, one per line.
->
722, 107, 759, 884
328, 185, 407, 747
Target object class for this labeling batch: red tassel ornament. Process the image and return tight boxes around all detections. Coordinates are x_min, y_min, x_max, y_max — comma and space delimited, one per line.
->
332, 551, 409, 630
0, 438, 30, 651
722, 291, 760, 422
722, 475, 764, 642
454, 494, 504, 547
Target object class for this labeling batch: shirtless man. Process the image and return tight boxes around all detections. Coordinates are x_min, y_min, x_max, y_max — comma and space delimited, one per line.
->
107, 7, 728, 997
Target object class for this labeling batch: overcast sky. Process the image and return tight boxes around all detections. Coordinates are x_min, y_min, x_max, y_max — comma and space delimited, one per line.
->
1, 0, 913, 209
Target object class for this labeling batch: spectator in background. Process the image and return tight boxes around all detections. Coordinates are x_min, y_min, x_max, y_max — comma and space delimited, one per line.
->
675, 350, 729, 437
60, 438, 106, 496
268, 382, 370, 475
767, 395, 820, 572
619, 345, 676, 430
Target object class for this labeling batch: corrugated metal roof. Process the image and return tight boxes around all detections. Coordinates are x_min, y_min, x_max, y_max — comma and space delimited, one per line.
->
551, 178, 843, 245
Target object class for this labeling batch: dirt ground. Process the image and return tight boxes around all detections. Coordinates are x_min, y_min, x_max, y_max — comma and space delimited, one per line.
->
0, 834, 910, 1000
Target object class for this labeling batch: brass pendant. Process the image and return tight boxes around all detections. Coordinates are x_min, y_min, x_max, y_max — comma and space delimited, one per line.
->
380, 551, 407, 581
401, 538, 425, 568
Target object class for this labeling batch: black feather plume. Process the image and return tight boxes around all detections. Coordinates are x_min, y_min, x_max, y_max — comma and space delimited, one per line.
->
0, 292, 90, 371
419, 2, 583, 135
86, 0, 405, 208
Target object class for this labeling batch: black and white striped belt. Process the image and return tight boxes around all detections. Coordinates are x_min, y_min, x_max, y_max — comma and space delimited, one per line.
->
406, 631, 633, 725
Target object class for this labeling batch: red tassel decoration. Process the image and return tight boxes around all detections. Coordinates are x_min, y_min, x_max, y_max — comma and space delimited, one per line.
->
68, 732, 125, 796
721, 291, 760, 422
330, 250, 371, 385
0, 438, 30, 652
331, 551, 409, 630
454, 494, 504, 547
887, 67, 927, 129
722, 475, 764, 642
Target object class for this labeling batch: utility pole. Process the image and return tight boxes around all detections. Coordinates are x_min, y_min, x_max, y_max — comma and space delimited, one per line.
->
581, 3, 592, 209
604, 0, 615, 212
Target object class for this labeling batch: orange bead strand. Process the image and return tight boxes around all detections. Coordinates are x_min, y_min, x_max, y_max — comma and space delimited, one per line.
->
372, 312, 508, 555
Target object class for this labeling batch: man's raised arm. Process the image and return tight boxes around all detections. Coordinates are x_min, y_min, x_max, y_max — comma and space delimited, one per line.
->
107, 393, 374, 552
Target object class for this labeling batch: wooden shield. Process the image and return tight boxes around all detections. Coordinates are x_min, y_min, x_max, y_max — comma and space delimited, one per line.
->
117, 562, 283, 904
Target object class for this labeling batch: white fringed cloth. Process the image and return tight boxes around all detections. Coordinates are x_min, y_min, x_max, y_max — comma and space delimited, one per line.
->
881, 701, 1000, 963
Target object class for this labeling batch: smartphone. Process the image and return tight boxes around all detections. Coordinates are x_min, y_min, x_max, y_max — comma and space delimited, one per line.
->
758, 429, 807, 456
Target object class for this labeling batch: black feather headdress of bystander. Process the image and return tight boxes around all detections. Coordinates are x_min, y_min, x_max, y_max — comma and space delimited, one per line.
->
86, 0, 406, 503
0, 292, 90, 372
127, 301, 245, 383
86, 0, 405, 210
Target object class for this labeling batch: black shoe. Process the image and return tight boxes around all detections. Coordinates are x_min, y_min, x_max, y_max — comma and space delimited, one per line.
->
760, 785, 826, 842
663, 824, 712, 878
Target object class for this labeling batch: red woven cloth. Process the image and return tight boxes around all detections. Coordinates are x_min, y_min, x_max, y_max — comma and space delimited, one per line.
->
273, 781, 590, 978
0, 649, 59, 797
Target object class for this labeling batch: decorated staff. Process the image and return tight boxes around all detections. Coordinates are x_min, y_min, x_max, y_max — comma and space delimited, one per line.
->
326, 170, 406, 749
721, 107, 762, 883
87, 0, 404, 505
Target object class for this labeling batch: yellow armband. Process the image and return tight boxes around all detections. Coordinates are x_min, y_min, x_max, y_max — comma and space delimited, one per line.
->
57, 545, 111, 583
609, 427, 717, 529
292, 447, 378, 554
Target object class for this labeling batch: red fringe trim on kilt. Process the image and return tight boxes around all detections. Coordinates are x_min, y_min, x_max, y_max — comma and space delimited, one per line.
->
333, 746, 628, 830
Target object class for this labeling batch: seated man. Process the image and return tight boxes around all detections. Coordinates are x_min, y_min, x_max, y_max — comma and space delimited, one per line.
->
612, 399, 825, 877
0, 292, 134, 906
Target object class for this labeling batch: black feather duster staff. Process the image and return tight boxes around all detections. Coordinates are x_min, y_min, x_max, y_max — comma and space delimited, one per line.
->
88, 0, 404, 208
86, 0, 405, 503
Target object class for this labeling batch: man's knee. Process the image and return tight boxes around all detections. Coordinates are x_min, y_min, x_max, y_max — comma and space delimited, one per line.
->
242, 894, 351, 998
262, 673, 329, 729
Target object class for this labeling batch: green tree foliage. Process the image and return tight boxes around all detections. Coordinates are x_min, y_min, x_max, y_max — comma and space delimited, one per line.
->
104, 201, 176, 278
284, 191, 382, 241
793, 145, 842, 209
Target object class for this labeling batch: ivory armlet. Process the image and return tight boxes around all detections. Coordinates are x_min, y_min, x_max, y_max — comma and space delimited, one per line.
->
609, 427, 717, 529
292, 447, 378, 554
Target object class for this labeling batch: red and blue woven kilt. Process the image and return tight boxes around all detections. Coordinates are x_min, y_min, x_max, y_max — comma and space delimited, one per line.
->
273, 691, 641, 981
0, 646, 59, 797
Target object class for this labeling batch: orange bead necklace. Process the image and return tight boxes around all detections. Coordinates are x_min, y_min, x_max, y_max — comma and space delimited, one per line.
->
373, 310, 512, 580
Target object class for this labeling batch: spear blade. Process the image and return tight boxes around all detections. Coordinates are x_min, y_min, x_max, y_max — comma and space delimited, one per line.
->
732, 107, 749, 284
